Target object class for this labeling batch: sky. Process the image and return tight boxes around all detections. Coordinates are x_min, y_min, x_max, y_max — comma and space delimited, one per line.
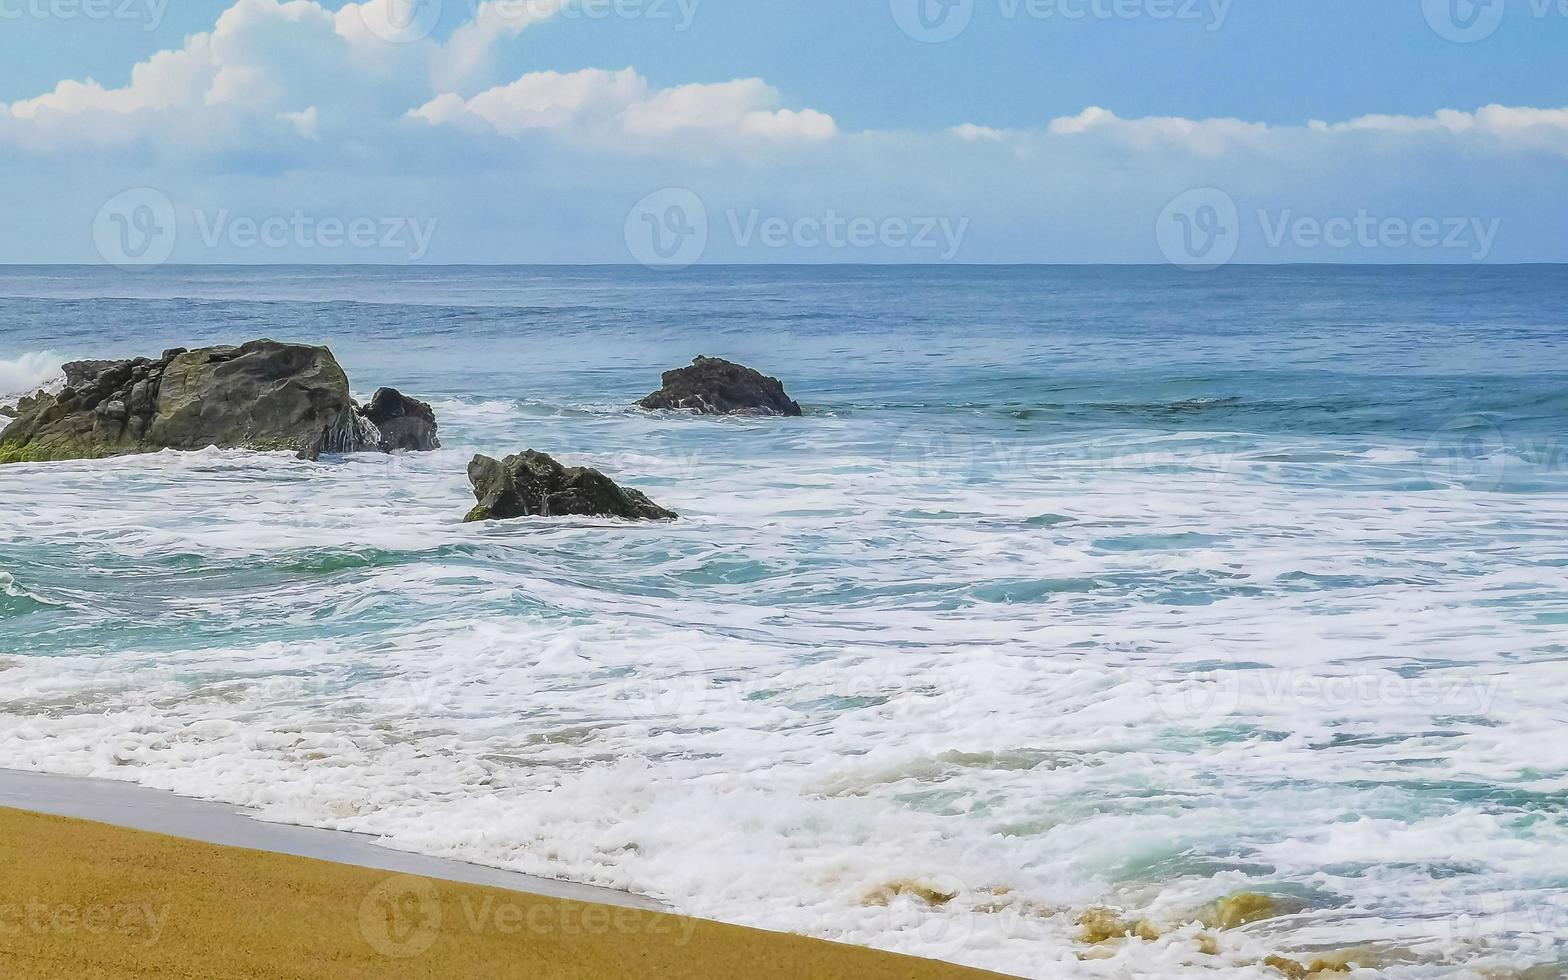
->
0, 0, 1565, 264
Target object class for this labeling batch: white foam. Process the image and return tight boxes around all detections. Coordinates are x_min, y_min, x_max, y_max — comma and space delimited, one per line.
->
1, 420, 1565, 978
0, 350, 62, 402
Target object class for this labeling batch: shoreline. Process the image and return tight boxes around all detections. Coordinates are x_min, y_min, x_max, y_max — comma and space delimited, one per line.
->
0, 801, 1010, 979
0, 767, 658, 911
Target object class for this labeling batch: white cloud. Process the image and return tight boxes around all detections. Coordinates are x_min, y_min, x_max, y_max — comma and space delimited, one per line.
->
412, 69, 837, 144
949, 123, 1005, 141
432, 0, 568, 92
413, 67, 648, 134
5, 34, 214, 119
1046, 106, 1267, 156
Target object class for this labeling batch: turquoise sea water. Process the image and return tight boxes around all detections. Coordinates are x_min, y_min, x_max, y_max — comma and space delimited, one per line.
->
2, 266, 1566, 978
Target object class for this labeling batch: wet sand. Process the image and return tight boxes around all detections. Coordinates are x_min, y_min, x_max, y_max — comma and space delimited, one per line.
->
0, 773, 1010, 979
0, 768, 656, 909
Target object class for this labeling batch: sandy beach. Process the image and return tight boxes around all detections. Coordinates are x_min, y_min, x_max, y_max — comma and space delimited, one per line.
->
0, 787, 1010, 980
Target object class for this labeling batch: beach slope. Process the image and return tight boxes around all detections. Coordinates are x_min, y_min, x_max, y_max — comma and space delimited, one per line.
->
0, 807, 1008, 980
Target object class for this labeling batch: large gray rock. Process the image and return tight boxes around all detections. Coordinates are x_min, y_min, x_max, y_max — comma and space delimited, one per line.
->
465, 451, 676, 523
62, 359, 126, 389
637, 356, 802, 417
0, 339, 437, 464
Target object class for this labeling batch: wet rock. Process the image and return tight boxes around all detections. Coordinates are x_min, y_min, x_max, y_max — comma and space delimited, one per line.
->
61, 359, 128, 389
1077, 907, 1161, 944
0, 339, 440, 464
146, 341, 381, 459
1204, 893, 1297, 930
358, 387, 440, 452
638, 355, 802, 417
464, 451, 676, 523
862, 880, 958, 908
1263, 955, 1352, 979
128, 380, 153, 415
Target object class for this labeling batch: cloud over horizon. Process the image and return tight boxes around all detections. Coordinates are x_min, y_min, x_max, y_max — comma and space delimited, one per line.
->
1, 0, 1565, 264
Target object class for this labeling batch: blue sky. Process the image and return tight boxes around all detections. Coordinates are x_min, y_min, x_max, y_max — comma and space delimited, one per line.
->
1, 0, 1566, 263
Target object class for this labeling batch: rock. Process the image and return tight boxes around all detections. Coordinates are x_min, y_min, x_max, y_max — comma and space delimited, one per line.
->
1261, 955, 1352, 979
145, 341, 382, 459
862, 880, 957, 908
637, 356, 802, 417
1204, 893, 1292, 930
0, 405, 15, 419
128, 380, 153, 415
0, 339, 438, 464
61, 359, 128, 389
358, 387, 440, 452
1076, 907, 1161, 944
464, 451, 676, 523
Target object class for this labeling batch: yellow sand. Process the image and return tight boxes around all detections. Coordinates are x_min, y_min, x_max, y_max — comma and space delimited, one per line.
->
0, 807, 1010, 980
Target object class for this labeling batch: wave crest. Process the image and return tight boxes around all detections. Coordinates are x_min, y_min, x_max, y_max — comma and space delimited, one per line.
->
0, 351, 63, 400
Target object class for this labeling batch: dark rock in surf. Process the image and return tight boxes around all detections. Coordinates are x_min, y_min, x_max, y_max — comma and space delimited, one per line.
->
62, 359, 128, 390
637, 356, 802, 417
464, 451, 676, 523
0, 339, 439, 464
359, 387, 440, 452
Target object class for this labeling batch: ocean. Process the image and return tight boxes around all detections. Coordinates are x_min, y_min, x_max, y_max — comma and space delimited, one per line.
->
1, 265, 1566, 978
